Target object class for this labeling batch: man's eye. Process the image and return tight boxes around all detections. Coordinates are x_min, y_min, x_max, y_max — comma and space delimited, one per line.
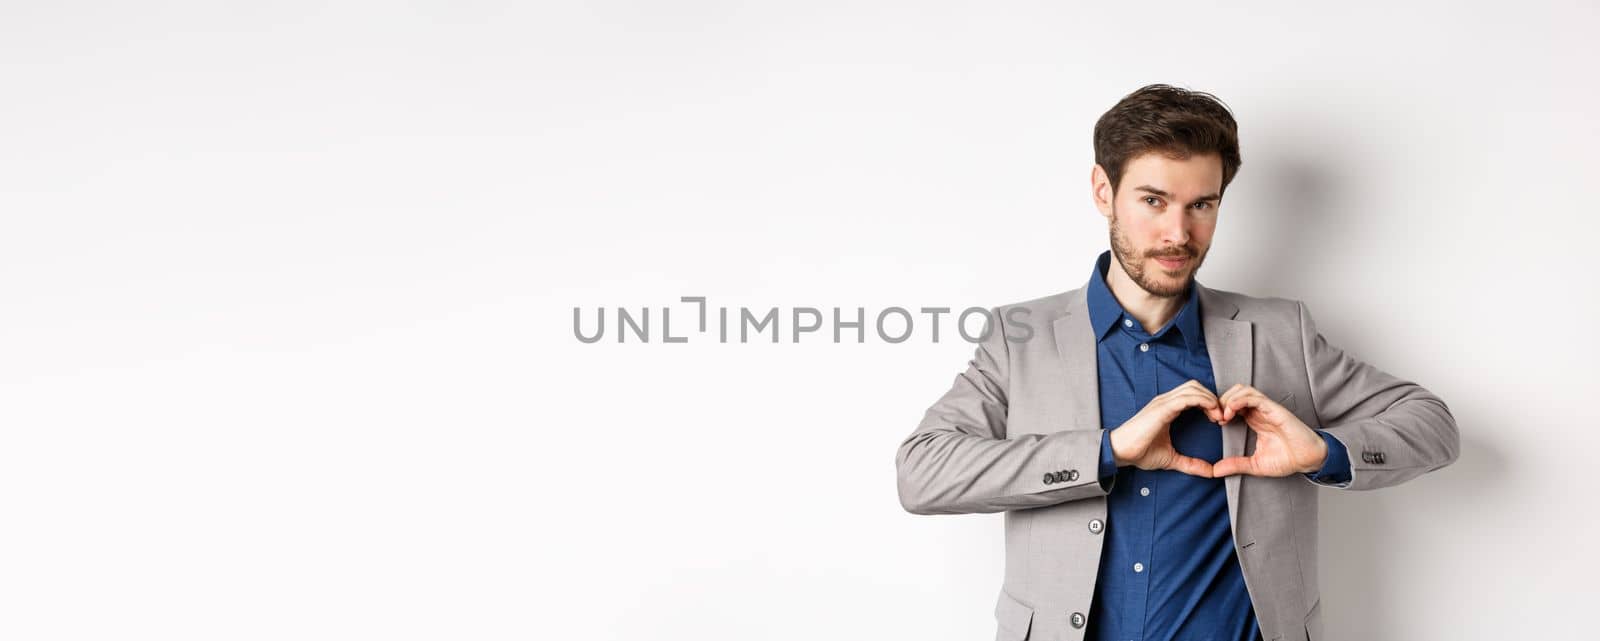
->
1192, 202, 1211, 211
1143, 196, 1160, 207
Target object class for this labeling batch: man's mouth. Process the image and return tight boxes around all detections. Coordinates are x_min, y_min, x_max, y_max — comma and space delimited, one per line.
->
1154, 255, 1189, 270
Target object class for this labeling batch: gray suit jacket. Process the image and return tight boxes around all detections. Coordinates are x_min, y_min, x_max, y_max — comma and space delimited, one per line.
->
895, 282, 1460, 641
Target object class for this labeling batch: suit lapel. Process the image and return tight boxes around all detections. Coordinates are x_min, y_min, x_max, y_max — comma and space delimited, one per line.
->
1053, 287, 1101, 432
1198, 284, 1253, 529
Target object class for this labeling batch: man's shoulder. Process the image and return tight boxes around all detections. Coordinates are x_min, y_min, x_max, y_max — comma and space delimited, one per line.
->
1200, 284, 1306, 331
991, 286, 1085, 324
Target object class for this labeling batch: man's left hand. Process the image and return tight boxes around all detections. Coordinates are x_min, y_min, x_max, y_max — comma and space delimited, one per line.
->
1211, 383, 1328, 477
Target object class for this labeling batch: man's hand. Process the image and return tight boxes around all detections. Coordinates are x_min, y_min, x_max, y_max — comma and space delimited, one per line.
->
1212, 383, 1329, 477
1109, 380, 1224, 478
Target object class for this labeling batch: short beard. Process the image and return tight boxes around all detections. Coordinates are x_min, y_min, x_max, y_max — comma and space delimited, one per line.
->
1108, 203, 1201, 299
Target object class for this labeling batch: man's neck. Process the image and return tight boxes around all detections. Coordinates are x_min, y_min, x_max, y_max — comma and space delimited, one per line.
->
1105, 256, 1187, 334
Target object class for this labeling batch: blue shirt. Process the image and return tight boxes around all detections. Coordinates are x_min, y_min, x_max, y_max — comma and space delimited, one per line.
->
1082, 250, 1351, 641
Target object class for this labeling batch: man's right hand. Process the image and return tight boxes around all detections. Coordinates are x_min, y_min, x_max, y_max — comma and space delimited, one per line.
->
1108, 380, 1223, 478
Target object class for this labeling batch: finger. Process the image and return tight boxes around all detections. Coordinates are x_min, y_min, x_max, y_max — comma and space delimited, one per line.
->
1157, 383, 1223, 423
1212, 455, 1256, 477
1221, 387, 1268, 423
1168, 453, 1215, 478
1173, 389, 1220, 408
1204, 387, 1228, 422
1218, 383, 1253, 421
1167, 390, 1222, 420
1159, 381, 1200, 403
1225, 390, 1280, 427
1188, 381, 1224, 422
1195, 380, 1224, 404
1216, 385, 1236, 421
1202, 393, 1229, 424
1219, 382, 1244, 404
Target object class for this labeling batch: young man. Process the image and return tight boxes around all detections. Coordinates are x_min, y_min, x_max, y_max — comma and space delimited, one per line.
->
895, 84, 1460, 641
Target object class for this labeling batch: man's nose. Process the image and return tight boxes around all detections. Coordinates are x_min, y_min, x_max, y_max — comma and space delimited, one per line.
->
1161, 213, 1191, 247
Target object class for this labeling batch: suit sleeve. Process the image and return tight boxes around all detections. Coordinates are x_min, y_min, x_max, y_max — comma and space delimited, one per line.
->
1297, 301, 1460, 490
896, 307, 1110, 515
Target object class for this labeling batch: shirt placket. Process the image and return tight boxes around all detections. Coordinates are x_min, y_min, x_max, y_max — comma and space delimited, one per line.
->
1124, 323, 1158, 640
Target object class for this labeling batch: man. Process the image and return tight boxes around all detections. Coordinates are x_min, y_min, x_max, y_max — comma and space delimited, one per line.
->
894, 84, 1460, 641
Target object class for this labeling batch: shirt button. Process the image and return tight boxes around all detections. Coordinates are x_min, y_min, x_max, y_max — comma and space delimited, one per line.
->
1140, 487, 1150, 497
1123, 318, 1133, 327
1133, 562, 1144, 573
1070, 612, 1086, 628
1139, 343, 1149, 352
1088, 518, 1104, 534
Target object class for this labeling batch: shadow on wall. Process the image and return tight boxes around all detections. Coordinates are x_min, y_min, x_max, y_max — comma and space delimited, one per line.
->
1240, 128, 1507, 638
1316, 430, 1502, 640
1231, 151, 1341, 295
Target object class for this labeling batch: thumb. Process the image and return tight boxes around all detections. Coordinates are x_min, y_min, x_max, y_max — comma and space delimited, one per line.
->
1213, 455, 1255, 477
1167, 453, 1216, 479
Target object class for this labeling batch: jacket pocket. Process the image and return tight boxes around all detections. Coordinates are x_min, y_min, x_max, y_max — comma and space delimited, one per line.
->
1303, 596, 1322, 641
994, 589, 1034, 641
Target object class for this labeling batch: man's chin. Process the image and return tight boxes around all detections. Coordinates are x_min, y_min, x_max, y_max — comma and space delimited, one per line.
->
1138, 272, 1192, 298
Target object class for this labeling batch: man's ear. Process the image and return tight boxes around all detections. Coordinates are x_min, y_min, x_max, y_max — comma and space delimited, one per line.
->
1091, 164, 1115, 220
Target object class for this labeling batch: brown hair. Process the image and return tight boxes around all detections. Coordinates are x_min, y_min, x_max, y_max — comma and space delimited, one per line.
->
1093, 83, 1242, 195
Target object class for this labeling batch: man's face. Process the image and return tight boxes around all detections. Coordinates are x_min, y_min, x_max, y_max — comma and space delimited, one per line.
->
1093, 151, 1224, 298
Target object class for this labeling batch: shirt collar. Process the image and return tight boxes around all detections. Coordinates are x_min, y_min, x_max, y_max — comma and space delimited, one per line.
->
1085, 249, 1205, 355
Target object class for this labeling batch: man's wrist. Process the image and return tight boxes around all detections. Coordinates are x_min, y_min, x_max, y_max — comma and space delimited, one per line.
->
1301, 433, 1330, 474
1303, 429, 1354, 483
1099, 430, 1118, 479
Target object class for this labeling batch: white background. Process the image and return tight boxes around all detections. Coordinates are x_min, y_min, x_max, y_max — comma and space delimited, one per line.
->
3, 2, 1595, 639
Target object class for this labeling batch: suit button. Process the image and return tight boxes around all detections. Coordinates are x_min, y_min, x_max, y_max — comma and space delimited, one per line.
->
1043, 473, 1055, 485
1088, 518, 1104, 534
1070, 612, 1085, 628
1066, 470, 1079, 481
